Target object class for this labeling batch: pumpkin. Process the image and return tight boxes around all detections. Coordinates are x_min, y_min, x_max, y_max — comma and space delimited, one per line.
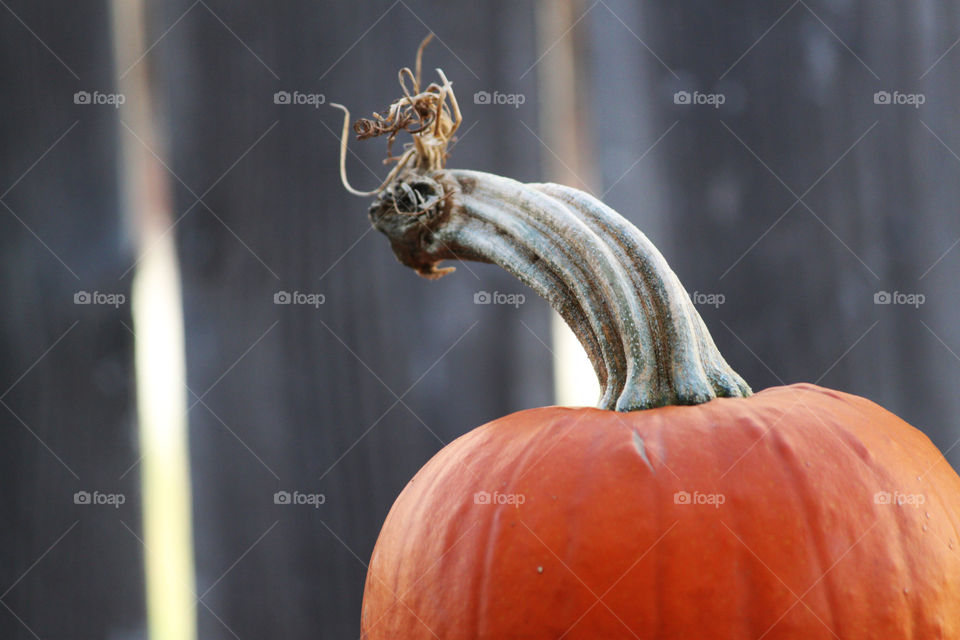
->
361, 385, 960, 638
335, 40, 960, 639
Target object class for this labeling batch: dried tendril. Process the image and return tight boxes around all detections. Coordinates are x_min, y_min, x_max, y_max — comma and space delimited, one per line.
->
332, 34, 462, 197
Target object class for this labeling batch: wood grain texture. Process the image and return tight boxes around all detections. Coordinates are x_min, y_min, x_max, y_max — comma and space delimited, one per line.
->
585, 0, 960, 469
0, 1, 144, 638
147, 1, 550, 636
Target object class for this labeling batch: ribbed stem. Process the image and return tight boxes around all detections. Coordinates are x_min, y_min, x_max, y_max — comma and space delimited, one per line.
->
368, 168, 751, 411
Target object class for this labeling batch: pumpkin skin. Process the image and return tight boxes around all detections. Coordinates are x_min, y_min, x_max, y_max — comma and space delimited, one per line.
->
360, 384, 960, 639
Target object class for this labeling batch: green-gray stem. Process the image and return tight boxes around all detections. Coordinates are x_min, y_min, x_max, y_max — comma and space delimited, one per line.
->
368, 168, 751, 411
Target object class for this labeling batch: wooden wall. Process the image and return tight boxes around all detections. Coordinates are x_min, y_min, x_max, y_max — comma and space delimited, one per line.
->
0, 1, 143, 638
148, 1, 550, 637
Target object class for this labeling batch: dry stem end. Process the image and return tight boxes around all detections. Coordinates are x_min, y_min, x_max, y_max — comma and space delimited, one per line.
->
333, 35, 461, 197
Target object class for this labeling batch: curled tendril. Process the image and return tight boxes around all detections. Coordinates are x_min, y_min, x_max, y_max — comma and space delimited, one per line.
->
331, 33, 462, 197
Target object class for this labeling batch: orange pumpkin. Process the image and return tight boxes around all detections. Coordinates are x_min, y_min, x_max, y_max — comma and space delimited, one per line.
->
336, 46, 960, 639
361, 384, 960, 639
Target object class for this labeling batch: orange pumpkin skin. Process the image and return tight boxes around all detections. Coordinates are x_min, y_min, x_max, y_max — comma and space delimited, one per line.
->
360, 384, 960, 639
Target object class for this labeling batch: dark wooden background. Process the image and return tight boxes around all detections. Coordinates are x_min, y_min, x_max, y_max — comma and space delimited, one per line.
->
149, 2, 550, 639
2, 1, 958, 638
0, 2, 144, 639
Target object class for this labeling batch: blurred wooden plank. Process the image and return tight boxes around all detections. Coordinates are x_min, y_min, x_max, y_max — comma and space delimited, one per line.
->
147, 1, 550, 636
586, 0, 960, 467
0, 1, 144, 638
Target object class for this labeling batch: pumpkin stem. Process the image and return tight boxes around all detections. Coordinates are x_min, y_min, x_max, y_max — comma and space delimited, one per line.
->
338, 45, 750, 410
364, 169, 752, 411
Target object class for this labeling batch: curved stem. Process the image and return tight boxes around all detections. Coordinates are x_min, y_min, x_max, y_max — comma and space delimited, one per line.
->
453, 221, 610, 396
367, 169, 751, 410
529, 183, 752, 401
